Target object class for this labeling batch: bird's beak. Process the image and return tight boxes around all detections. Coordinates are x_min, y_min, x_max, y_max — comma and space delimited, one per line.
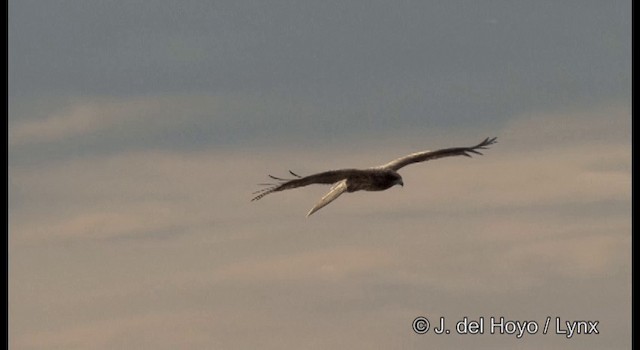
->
399, 180, 404, 187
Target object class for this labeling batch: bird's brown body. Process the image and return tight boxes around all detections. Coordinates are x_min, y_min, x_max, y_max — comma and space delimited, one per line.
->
252, 137, 497, 216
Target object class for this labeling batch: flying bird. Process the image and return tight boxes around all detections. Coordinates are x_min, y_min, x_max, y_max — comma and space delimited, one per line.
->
252, 137, 497, 216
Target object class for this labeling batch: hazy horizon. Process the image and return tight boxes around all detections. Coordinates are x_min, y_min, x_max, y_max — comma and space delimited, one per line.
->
9, 1, 630, 349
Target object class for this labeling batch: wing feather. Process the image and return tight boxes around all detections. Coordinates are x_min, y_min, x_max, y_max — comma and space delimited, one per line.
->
378, 137, 497, 171
306, 180, 348, 217
251, 169, 355, 201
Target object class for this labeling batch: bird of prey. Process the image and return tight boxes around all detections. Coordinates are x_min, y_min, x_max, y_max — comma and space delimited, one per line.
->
252, 137, 497, 217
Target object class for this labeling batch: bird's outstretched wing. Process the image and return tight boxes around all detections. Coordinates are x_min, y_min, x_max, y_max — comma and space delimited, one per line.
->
251, 169, 354, 202
306, 179, 348, 217
378, 137, 497, 171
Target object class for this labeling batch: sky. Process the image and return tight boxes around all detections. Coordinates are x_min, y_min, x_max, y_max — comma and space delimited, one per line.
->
9, 1, 631, 349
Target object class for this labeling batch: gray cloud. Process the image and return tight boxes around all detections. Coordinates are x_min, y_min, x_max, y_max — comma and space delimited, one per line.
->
9, 1, 630, 349
10, 1, 631, 138
10, 103, 630, 349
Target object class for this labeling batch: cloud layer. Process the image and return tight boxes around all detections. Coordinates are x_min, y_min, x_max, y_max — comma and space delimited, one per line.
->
9, 1, 630, 348
9, 101, 630, 349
